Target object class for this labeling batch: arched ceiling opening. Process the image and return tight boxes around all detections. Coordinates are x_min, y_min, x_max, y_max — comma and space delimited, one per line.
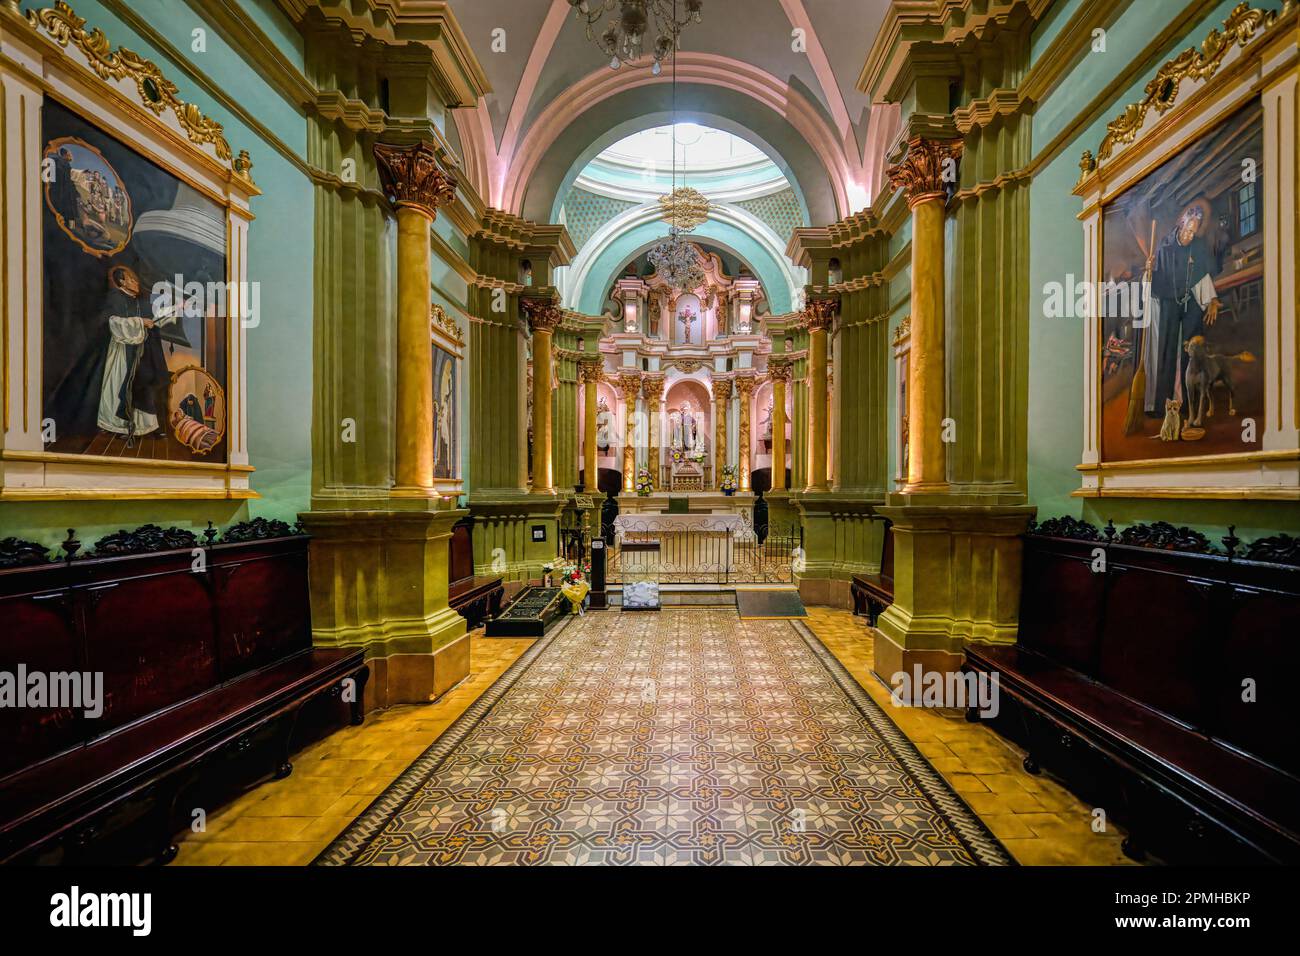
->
546, 108, 814, 226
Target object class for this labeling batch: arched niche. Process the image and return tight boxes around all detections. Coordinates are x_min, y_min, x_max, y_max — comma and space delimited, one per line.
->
662, 376, 713, 456
751, 378, 790, 472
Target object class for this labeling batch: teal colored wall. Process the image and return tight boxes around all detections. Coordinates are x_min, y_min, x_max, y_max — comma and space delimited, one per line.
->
1, 0, 314, 550
577, 217, 795, 314
1026, 0, 1300, 542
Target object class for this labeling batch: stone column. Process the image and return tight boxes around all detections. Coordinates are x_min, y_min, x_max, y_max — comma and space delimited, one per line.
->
374, 141, 457, 495
887, 136, 962, 494
522, 298, 561, 494
618, 371, 641, 491
769, 359, 791, 491
804, 299, 836, 492
579, 358, 602, 491
643, 372, 665, 488
713, 378, 732, 490
736, 373, 756, 492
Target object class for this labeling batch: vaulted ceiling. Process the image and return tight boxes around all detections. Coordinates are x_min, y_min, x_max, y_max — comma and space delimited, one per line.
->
444, 0, 899, 224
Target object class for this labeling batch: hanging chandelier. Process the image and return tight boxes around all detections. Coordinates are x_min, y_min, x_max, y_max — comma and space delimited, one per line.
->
658, 185, 710, 232
568, 0, 704, 74
649, 228, 705, 291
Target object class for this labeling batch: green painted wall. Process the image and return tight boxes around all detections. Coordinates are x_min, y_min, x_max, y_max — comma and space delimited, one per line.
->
1026, 0, 1300, 541
1, 0, 314, 549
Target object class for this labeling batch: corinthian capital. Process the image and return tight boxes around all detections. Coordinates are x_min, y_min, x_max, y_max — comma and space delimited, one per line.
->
886, 137, 963, 208
803, 297, 839, 332
578, 358, 604, 385
767, 357, 793, 383
374, 141, 458, 219
521, 297, 563, 333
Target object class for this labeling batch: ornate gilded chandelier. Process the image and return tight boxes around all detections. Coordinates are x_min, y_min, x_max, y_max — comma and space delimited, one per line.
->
658, 185, 710, 232
568, 0, 704, 74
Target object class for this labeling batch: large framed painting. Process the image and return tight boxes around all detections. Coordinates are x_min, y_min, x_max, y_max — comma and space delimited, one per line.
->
1, 2, 258, 500
41, 99, 229, 463
430, 303, 464, 494
1075, 3, 1298, 499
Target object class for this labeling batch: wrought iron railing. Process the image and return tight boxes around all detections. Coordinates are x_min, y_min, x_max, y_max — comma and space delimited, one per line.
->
608, 520, 801, 584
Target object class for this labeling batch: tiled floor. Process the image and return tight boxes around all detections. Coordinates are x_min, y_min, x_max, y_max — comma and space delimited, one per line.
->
173, 607, 1133, 866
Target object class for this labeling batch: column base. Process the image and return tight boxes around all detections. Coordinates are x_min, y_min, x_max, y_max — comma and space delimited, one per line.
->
870, 500, 1035, 687
298, 503, 469, 711
901, 480, 950, 495
390, 485, 440, 498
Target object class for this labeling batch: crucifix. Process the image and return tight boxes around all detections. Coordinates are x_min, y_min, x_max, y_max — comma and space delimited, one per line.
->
678, 307, 697, 342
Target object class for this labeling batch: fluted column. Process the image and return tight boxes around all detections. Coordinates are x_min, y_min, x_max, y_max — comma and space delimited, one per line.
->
804, 299, 836, 492
579, 358, 602, 491
374, 141, 456, 495
713, 378, 732, 490
888, 136, 962, 494
643, 372, 665, 488
736, 373, 756, 492
769, 359, 791, 491
522, 298, 562, 494
618, 371, 641, 491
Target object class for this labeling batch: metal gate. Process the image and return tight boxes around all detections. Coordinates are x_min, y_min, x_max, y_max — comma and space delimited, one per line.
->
608, 519, 801, 585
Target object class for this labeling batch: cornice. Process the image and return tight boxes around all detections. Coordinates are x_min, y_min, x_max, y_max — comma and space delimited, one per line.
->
857, 0, 1053, 103
1019, 0, 1127, 106
274, 0, 489, 106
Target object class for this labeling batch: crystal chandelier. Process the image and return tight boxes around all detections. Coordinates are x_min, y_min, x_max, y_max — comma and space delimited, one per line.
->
568, 0, 704, 74
658, 185, 710, 232
649, 229, 705, 291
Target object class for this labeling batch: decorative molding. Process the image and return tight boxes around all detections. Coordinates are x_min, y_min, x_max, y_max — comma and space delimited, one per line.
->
1117, 520, 1216, 555
1028, 516, 1101, 541
222, 517, 302, 543
430, 303, 464, 346
891, 314, 912, 347
90, 524, 199, 557
26, 1, 255, 188
886, 136, 963, 208
0, 537, 52, 569
1088, 2, 1292, 169
1244, 533, 1300, 565
373, 140, 457, 219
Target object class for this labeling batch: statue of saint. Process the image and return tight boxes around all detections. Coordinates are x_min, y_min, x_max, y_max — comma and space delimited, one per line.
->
762, 401, 773, 442
595, 397, 612, 451
669, 408, 683, 449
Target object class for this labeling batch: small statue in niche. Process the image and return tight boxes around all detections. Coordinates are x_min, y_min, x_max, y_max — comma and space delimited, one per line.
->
596, 397, 612, 451
678, 307, 697, 343
762, 401, 773, 442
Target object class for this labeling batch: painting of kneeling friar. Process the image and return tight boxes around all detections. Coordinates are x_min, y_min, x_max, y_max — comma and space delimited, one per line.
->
41, 98, 228, 462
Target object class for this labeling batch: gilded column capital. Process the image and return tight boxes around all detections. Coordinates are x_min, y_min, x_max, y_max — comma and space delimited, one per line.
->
886, 136, 963, 209
374, 141, 457, 220
641, 372, 666, 406
767, 357, 793, 383
712, 378, 733, 401
521, 297, 563, 334
734, 372, 757, 398
616, 370, 643, 400
578, 358, 604, 385
803, 297, 839, 332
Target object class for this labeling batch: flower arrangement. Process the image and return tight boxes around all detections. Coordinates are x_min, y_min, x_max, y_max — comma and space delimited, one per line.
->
720, 464, 738, 494
635, 467, 654, 496
671, 448, 705, 465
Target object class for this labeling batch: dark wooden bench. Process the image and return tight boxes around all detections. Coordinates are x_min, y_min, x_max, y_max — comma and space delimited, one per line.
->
448, 518, 503, 630
0, 523, 367, 865
964, 520, 1300, 864
851, 518, 893, 624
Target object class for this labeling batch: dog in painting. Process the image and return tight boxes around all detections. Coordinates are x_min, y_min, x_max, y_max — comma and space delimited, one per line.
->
1183, 335, 1256, 428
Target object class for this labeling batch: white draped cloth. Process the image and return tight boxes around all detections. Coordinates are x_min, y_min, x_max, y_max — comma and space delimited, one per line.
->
96, 314, 159, 435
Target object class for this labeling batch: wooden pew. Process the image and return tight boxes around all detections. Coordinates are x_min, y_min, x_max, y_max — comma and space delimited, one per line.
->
964, 518, 1300, 864
0, 521, 367, 865
447, 517, 503, 630
851, 518, 893, 624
